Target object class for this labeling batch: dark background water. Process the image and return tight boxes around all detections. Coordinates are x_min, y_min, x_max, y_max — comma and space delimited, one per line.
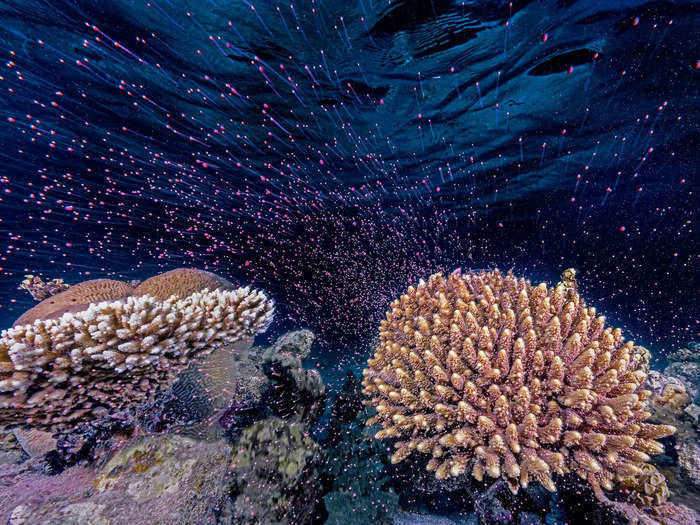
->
0, 0, 697, 365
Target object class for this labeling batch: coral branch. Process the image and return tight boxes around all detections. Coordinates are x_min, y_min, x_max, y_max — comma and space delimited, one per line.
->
362, 269, 674, 496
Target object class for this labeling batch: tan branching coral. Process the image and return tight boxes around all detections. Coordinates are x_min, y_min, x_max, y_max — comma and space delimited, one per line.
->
0, 269, 274, 432
20, 275, 70, 303
362, 269, 675, 495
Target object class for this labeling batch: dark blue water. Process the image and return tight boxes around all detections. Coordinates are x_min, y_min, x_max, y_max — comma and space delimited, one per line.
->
0, 0, 697, 361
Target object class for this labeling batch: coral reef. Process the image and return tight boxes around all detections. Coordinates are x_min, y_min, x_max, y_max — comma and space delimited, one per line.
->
0, 325, 333, 524
19, 275, 70, 303
48, 329, 320, 469
1, 269, 274, 432
638, 369, 700, 518
362, 269, 675, 496
664, 361, 700, 402
667, 343, 700, 363
229, 417, 327, 524
660, 341, 700, 404
676, 440, 700, 490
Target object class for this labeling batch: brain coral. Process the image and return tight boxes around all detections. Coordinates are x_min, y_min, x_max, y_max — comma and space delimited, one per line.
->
133, 268, 234, 301
362, 269, 675, 495
14, 279, 135, 327
0, 269, 273, 432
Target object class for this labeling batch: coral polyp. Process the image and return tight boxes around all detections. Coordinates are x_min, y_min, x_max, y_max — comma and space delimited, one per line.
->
362, 269, 675, 495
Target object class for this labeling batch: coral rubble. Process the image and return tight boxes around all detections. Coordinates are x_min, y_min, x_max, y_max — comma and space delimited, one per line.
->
362, 269, 675, 496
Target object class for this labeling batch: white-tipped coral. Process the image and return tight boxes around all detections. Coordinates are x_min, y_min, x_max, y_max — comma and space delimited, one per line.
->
362, 269, 675, 495
0, 269, 274, 432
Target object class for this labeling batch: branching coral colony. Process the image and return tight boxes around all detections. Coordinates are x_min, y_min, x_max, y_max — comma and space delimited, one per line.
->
362, 269, 675, 496
0, 269, 274, 432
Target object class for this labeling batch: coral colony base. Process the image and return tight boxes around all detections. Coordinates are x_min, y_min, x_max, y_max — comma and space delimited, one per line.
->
362, 269, 675, 496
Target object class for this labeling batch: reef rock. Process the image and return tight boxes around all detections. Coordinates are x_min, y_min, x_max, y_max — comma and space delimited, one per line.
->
270, 329, 316, 360
0, 429, 26, 466
229, 417, 327, 524
0, 433, 233, 524
261, 342, 326, 428
677, 440, 700, 489
664, 361, 700, 402
666, 343, 700, 363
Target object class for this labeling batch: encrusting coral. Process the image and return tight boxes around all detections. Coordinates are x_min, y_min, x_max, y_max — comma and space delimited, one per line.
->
0, 269, 274, 432
362, 268, 675, 496
654, 384, 692, 414
629, 345, 651, 377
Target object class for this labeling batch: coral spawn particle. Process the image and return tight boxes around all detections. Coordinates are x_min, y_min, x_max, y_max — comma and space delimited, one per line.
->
362, 269, 675, 495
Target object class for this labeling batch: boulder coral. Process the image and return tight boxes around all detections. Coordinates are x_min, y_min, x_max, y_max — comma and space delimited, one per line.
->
362, 269, 675, 495
0, 269, 274, 432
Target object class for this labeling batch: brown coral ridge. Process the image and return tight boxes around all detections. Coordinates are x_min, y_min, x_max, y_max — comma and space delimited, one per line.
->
14, 279, 135, 327
132, 268, 234, 300
0, 269, 274, 432
362, 269, 675, 496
